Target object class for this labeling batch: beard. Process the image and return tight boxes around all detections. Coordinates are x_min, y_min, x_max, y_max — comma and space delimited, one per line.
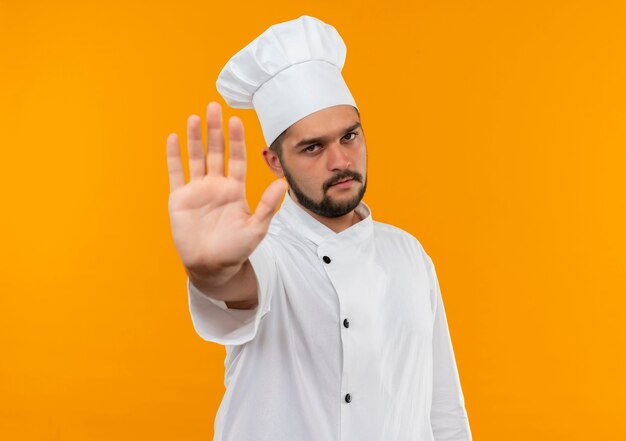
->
281, 162, 367, 218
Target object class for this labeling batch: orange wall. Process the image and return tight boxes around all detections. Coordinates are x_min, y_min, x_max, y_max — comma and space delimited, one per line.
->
1, 1, 625, 439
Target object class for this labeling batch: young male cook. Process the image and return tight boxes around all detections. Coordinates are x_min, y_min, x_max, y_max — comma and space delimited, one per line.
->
166, 14, 472, 441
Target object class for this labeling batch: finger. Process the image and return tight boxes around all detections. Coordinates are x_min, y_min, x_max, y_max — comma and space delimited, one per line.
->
187, 115, 206, 181
249, 179, 288, 231
166, 133, 186, 193
227, 116, 246, 182
206, 102, 225, 176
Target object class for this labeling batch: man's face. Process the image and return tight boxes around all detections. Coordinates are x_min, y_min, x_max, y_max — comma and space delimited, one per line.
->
272, 105, 367, 218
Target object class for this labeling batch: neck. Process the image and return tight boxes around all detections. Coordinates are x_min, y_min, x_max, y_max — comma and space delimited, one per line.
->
288, 191, 361, 234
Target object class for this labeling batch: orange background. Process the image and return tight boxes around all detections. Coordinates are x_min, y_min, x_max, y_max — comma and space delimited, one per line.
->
2, 1, 625, 439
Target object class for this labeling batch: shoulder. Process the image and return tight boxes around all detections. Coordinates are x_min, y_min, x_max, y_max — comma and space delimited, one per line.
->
372, 220, 434, 267
373, 220, 426, 250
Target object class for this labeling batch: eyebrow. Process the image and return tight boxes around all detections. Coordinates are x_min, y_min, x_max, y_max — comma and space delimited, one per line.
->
293, 122, 362, 149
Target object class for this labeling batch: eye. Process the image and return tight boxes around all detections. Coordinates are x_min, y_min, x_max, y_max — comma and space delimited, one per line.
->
303, 144, 321, 153
343, 132, 358, 141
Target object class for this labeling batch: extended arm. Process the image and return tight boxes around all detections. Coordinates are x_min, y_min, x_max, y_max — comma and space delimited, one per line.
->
166, 101, 287, 308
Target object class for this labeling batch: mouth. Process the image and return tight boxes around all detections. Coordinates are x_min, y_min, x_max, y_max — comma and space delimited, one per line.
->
331, 178, 354, 188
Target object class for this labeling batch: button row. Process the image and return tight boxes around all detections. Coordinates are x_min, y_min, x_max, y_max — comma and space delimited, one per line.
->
343, 315, 350, 403
323, 254, 351, 404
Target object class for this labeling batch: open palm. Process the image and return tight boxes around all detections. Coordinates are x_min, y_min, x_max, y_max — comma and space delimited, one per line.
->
166, 102, 287, 281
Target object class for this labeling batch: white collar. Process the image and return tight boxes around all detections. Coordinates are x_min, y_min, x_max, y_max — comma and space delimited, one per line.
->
276, 190, 373, 247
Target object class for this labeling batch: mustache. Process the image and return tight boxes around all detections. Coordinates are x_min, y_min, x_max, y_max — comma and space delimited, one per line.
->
324, 171, 363, 191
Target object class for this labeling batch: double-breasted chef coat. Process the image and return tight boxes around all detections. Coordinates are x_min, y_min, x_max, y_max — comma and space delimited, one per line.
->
188, 191, 472, 441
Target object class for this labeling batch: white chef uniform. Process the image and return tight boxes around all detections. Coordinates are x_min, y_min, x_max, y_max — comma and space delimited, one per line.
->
188, 191, 472, 441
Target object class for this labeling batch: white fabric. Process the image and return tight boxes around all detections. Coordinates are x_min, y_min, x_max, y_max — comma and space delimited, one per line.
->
215, 15, 358, 146
188, 193, 472, 441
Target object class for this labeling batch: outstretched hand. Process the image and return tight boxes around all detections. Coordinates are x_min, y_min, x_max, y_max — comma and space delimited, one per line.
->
166, 101, 287, 279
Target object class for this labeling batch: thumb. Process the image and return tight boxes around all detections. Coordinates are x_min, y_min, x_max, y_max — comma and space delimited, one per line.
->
250, 178, 288, 231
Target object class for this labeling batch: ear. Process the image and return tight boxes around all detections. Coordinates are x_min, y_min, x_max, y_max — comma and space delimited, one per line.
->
262, 147, 285, 178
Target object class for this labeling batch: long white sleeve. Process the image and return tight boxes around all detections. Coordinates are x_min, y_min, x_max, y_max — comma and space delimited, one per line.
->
426, 254, 472, 440
187, 238, 278, 346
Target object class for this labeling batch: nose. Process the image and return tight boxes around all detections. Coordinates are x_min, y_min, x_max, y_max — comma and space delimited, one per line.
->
326, 141, 352, 171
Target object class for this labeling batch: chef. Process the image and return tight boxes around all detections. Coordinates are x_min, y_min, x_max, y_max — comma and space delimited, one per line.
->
166, 14, 472, 441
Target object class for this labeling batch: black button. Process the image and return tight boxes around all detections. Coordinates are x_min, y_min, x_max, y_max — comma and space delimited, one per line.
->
322, 256, 331, 264
345, 393, 351, 403
343, 318, 350, 328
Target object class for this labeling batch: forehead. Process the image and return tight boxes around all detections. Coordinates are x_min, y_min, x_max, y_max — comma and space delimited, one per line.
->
283, 105, 359, 147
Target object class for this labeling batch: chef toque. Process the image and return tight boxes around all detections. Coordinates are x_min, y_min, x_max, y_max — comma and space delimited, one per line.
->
216, 15, 358, 147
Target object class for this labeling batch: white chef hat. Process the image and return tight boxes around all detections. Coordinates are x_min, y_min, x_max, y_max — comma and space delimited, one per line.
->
216, 15, 358, 147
